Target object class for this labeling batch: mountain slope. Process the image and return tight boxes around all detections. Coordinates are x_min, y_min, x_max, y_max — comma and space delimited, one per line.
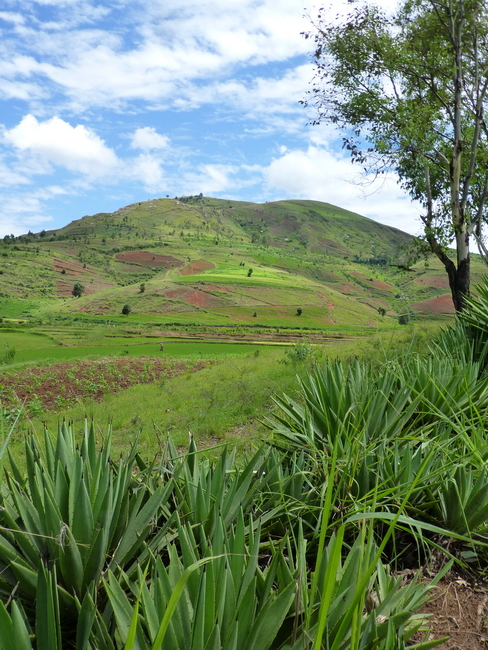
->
0, 196, 477, 325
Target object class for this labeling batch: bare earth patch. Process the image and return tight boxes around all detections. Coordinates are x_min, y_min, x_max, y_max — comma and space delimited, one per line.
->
416, 275, 451, 290
165, 288, 228, 308
411, 294, 455, 314
0, 357, 212, 413
115, 251, 184, 268
180, 259, 215, 275
415, 577, 488, 649
53, 257, 114, 296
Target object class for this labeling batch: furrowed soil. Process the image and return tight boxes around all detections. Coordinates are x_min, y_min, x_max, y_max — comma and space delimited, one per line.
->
0, 357, 213, 413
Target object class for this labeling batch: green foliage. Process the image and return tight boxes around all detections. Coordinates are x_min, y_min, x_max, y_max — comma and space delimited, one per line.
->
303, 0, 488, 308
0, 418, 450, 649
72, 283, 85, 298
281, 341, 316, 366
121, 304, 131, 315
0, 343, 15, 364
430, 279, 488, 373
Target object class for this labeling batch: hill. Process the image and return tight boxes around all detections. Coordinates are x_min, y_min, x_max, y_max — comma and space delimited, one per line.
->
0, 196, 481, 327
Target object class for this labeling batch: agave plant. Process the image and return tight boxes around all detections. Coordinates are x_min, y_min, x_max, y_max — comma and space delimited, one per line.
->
0, 410, 467, 649
269, 359, 420, 457
0, 420, 177, 645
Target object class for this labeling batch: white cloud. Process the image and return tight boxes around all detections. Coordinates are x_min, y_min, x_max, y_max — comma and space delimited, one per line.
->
177, 163, 241, 195
3, 114, 118, 175
263, 146, 424, 236
0, 0, 311, 112
129, 153, 166, 190
0, 12, 25, 27
130, 127, 170, 151
0, 191, 54, 236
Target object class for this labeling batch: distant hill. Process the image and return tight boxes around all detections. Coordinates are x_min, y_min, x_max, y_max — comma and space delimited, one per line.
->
1, 196, 479, 326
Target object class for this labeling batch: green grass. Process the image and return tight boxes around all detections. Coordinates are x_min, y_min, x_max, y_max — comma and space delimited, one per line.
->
2, 341, 270, 366
24, 346, 304, 457
0, 330, 58, 352
0, 298, 54, 318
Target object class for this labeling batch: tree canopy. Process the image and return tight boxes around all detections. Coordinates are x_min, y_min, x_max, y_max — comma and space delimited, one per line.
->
302, 0, 488, 310
72, 282, 84, 298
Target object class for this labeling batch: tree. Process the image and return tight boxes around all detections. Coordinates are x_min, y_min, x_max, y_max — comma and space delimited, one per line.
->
122, 304, 131, 315
247, 268, 253, 277
72, 282, 84, 298
302, 0, 488, 311
139, 282, 145, 293
296, 307, 303, 316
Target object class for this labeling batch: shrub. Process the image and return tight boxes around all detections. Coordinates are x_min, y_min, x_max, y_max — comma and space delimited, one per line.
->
72, 282, 85, 298
0, 343, 15, 364
122, 304, 131, 315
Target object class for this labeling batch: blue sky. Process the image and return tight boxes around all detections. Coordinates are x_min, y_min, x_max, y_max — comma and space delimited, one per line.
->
0, 0, 423, 238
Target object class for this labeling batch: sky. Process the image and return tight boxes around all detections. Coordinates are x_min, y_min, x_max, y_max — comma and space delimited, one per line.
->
0, 0, 424, 239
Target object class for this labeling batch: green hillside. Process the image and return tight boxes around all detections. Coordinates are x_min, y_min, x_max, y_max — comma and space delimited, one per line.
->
0, 195, 481, 327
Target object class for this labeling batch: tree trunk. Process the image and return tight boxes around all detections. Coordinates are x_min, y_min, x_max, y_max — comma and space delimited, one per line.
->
427, 228, 470, 312
445, 256, 470, 312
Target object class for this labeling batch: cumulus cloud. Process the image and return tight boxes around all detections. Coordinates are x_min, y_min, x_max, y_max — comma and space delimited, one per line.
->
3, 114, 118, 175
129, 153, 166, 190
130, 127, 170, 151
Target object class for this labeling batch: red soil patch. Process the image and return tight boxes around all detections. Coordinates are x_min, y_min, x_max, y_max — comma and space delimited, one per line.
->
411, 294, 455, 314
114, 262, 148, 273
56, 280, 114, 297
53, 257, 114, 296
115, 251, 184, 268
318, 295, 336, 310
180, 259, 215, 275
350, 271, 370, 281
415, 275, 450, 290
204, 285, 232, 292
165, 288, 228, 308
337, 283, 366, 294
350, 272, 392, 290
371, 279, 393, 290
0, 358, 212, 413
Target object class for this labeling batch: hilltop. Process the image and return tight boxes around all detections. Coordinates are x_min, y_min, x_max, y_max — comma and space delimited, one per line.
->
0, 196, 480, 327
